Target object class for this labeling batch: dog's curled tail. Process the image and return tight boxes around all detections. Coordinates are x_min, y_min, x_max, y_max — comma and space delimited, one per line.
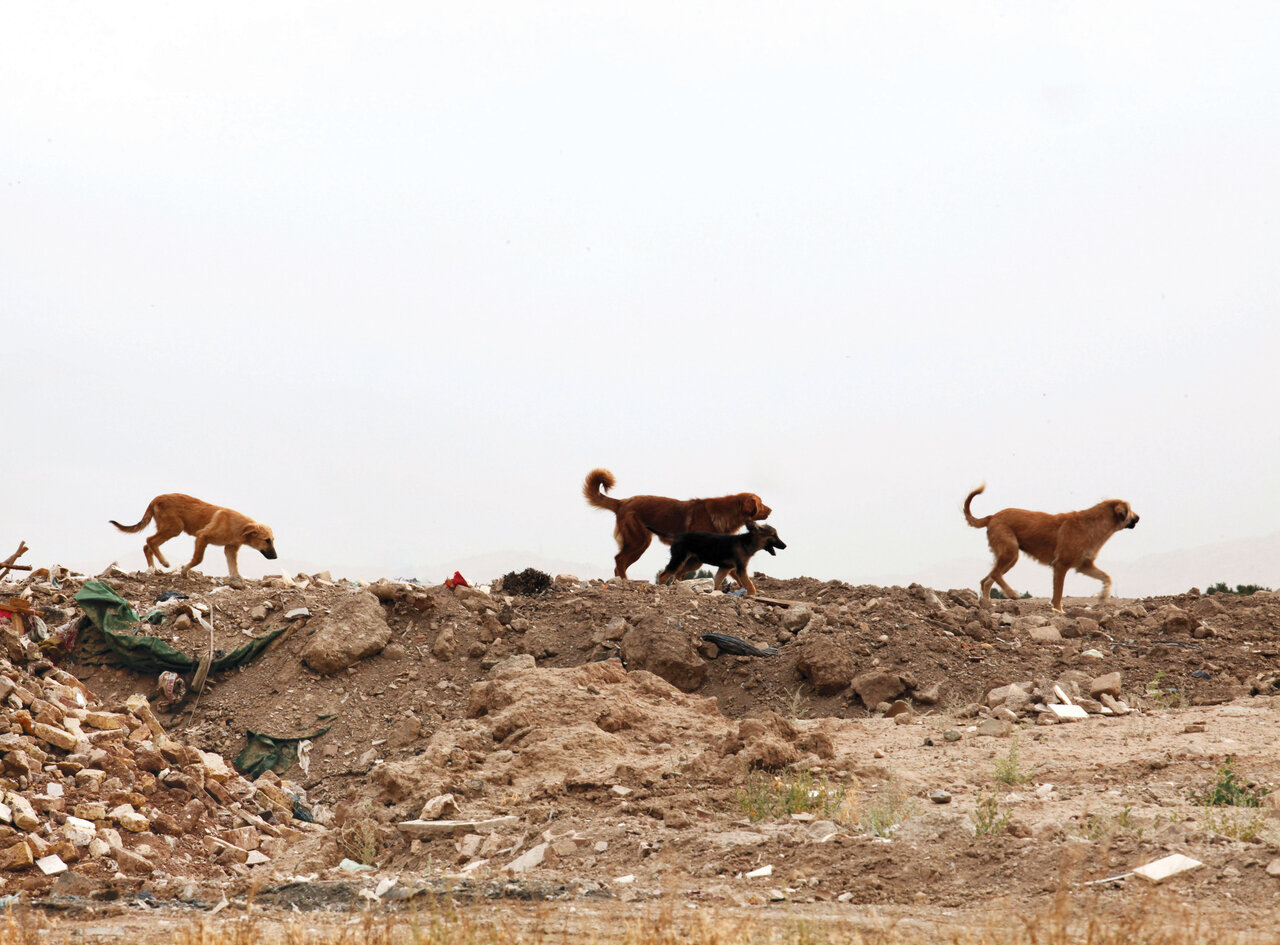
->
109, 500, 155, 533
583, 468, 620, 512
963, 484, 991, 528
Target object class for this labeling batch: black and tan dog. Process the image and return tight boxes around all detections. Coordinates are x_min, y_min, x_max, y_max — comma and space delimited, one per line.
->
655, 521, 786, 595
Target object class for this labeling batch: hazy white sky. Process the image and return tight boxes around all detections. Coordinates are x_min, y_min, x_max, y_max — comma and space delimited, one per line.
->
5, 3, 1278, 593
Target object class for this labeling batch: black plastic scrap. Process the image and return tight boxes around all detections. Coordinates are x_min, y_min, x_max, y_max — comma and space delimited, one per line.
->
73, 580, 286, 675
700, 632, 778, 657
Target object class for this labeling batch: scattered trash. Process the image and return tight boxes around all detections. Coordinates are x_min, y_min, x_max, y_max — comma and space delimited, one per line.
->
1191, 670, 1212, 680
338, 858, 375, 872
700, 633, 778, 657
157, 590, 190, 602
284, 608, 311, 620
745, 864, 774, 878
444, 571, 470, 589
235, 726, 331, 780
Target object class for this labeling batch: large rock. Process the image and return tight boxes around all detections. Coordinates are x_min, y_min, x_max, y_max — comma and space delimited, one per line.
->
850, 671, 907, 709
620, 612, 706, 692
300, 592, 392, 674
795, 641, 855, 695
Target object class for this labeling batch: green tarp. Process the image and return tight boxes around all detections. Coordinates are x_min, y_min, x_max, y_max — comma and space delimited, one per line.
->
235, 726, 330, 781
73, 580, 286, 675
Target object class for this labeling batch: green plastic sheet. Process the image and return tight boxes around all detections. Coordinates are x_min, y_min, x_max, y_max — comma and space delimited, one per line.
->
73, 580, 286, 674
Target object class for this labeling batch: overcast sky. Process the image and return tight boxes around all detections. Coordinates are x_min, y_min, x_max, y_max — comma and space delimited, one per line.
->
4, 3, 1277, 595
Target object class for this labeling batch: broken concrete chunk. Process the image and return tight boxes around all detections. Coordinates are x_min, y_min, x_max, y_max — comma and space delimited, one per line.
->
1048, 704, 1089, 721
1133, 853, 1203, 883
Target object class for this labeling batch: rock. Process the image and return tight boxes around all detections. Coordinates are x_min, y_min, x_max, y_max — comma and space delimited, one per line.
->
619, 612, 707, 692
850, 671, 907, 709
1100, 694, 1128, 715
1028, 625, 1062, 643
250, 605, 269, 622
795, 642, 855, 695
976, 718, 1013, 737
1, 841, 33, 871
913, 682, 942, 705
503, 842, 548, 873
110, 844, 155, 876
1089, 672, 1123, 699
419, 793, 460, 820
431, 626, 457, 661
929, 790, 952, 804
1266, 858, 1280, 878
943, 730, 961, 742
993, 706, 1020, 723
300, 592, 392, 674
986, 682, 1032, 708
1154, 605, 1197, 636
781, 605, 812, 632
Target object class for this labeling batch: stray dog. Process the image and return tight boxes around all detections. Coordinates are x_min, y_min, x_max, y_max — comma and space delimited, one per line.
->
655, 521, 786, 595
583, 468, 771, 579
110, 494, 277, 580
963, 484, 1138, 613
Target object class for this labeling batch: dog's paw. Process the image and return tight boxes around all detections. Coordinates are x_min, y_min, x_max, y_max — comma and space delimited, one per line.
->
1051, 607, 1066, 615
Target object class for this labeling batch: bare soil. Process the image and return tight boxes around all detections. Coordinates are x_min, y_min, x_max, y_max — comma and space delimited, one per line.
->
6, 565, 1280, 939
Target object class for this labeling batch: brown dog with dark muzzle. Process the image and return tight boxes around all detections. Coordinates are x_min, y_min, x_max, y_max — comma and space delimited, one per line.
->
583, 468, 771, 579
111, 493, 277, 580
964, 484, 1138, 613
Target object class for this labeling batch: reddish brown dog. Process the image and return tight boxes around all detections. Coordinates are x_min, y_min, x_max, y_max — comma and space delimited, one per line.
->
111, 493, 277, 580
583, 468, 771, 579
964, 484, 1138, 613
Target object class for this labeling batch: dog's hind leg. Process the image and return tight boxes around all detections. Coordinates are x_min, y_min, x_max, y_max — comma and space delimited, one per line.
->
1077, 562, 1112, 600
182, 537, 209, 576
657, 553, 694, 586
733, 569, 759, 595
613, 519, 652, 579
982, 529, 1021, 601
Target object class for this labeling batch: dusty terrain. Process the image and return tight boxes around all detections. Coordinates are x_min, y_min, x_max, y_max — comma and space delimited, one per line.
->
3, 561, 1280, 940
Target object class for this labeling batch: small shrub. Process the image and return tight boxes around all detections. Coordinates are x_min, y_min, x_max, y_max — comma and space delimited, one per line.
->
1190, 756, 1271, 807
1145, 670, 1188, 709
973, 791, 1010, 837
994, 740, 1035, 786
336, 800, 383, 866
858, 780, 918, 838
499, 568, 552, 596
737, 768, 852, 823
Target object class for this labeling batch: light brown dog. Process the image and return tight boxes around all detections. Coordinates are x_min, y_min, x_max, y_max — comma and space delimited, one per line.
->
964, 484, 1138, 613
583, 468, 771, 579
111, 494, 277, 580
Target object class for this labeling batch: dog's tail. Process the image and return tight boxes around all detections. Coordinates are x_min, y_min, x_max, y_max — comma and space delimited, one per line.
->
963, 484, 991, 528
583, 468, 621, 512
110, 499, 156, 533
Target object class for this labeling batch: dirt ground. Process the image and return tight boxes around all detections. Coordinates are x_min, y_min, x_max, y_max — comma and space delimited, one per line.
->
4, 563, 1280, 940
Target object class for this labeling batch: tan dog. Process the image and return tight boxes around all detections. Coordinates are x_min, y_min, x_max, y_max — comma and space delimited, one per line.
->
583, 468, 771, 579
111, 494, 277, 580
964, 484, 1138, 613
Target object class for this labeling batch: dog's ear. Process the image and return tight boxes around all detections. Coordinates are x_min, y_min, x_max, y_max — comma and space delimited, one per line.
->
1113, 502, 1129, 521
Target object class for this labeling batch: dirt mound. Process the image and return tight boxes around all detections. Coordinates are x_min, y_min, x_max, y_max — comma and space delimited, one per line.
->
5, 563, 1280, 924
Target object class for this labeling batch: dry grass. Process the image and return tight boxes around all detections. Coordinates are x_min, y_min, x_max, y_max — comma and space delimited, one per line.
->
3, 888, 1264, 945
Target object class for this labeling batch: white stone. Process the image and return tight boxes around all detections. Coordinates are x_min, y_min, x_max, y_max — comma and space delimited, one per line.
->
1133, 853, 1203, 883
35, 854, 67, 875
1048, 704, 1088, 720
503, 842, 548, 873
745, 864, 774, 878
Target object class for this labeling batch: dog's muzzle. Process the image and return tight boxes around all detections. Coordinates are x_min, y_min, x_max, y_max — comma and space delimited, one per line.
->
767, 540, 787, 555
262, 548, 278, 559
1126, 516, 1139, 530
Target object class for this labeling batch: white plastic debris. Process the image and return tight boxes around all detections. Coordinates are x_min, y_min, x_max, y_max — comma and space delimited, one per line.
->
1133, 853, 1203, 883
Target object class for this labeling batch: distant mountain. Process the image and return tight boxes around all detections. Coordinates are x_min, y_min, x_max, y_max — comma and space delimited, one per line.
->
1112, 531, 1279, 597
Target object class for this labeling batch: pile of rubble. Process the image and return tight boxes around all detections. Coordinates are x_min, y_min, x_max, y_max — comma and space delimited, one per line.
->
0, 621, 325, 883
967, 669, 1130, 735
